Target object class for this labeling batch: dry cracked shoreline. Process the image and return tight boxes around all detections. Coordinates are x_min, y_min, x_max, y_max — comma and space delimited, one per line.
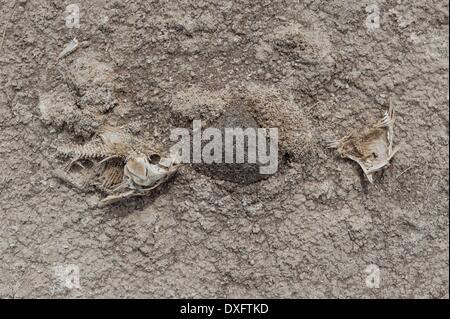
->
0, 0, 448, 298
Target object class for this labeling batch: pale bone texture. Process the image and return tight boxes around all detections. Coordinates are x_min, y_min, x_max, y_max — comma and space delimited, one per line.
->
54, 126, 180, 205
328, 103, 400, 183
57, 38, 79, 60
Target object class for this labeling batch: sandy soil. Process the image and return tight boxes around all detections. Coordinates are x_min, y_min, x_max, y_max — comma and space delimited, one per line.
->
0, 0, 448, 298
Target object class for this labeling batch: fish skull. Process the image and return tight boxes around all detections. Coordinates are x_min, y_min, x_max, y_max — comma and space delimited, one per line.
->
124, 154, 167, 188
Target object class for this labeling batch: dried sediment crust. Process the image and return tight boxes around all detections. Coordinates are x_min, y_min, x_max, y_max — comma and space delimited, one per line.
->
242, 84, 314, 162
172, 85, 314, 164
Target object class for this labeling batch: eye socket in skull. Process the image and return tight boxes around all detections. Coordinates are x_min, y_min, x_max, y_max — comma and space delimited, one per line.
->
124, 154, 167, 188
149, 154, 162, 164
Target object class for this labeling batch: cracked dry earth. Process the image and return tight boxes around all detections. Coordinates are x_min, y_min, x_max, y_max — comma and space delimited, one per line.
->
0, 0, 448, 298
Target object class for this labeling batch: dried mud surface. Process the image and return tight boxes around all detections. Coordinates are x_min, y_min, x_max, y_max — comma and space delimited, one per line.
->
0, 0, 448, 298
